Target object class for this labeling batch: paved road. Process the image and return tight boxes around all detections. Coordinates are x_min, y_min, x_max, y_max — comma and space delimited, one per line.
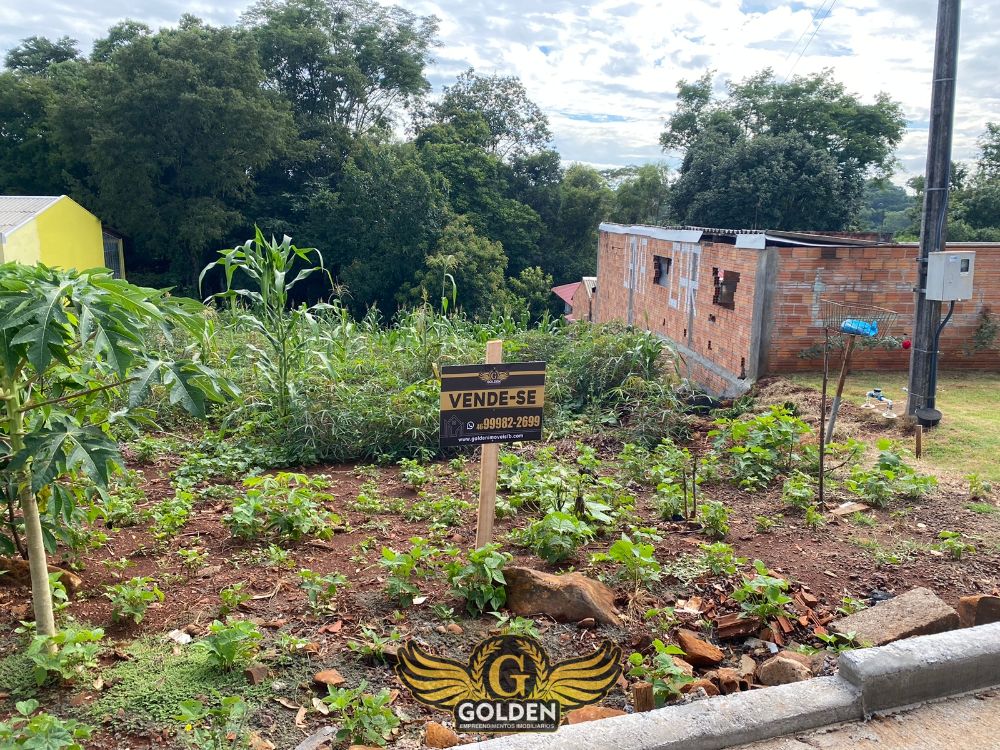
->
740, 690, 1000, 750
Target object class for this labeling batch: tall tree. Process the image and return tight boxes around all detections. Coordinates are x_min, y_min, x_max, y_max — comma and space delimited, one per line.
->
661, 69, 905, 230
607, 164, 670, 225
0, 73, 64, 194
47, 17, 293, 290
4, 36, 81, 75
424, 68, 552, 161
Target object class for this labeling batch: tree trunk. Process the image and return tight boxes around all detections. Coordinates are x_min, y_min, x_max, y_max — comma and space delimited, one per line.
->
3, 378, 56, 636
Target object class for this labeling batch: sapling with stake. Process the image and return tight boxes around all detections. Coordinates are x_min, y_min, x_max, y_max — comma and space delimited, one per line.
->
0, 263, 235, 635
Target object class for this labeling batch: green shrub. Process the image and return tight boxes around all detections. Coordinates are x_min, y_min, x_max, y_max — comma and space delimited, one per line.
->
194, 620, 263, 671
105, 577, 164, 624
592, 533, 662, 588
348, 626, 402, 663
218, 583, 250, 616
711, 406, 811, 490
174, 695, 249, 750
781, 470, 816, 511
225, 472, 340, 541
698, 542, 745, 576
0, 700, 91, 750
627, 640, 691, 706
298, 569, 348, 613
697, 501, 730, 539
732, 560, 792, 620
379, 538, 440, 605
323, 681, 400, 747
26, 626, 104, 685
446, 545, 512, 615
935, 530, 975, 559
512, 511, 594, 563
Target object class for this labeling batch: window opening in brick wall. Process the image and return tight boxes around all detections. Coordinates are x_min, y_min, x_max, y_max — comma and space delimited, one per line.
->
712, 268, 740, 310
821, 247, 838, 260
739, 357, 746, 379
653, 255, 672, 287
708, 313, 717, 323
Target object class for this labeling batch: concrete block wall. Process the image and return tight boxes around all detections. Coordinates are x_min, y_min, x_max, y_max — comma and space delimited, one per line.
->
767, 244, 1000, 373
594, 229, 761, 396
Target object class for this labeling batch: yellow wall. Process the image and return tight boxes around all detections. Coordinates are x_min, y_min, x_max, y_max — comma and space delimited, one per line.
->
2, 196, 105, 271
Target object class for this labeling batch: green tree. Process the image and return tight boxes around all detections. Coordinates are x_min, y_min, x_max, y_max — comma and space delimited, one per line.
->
855, 179, 910, 233
0, 264, 235, 635
607, 164, 670, 225
89, 20, 152, 63
318, 141, 447, 314
425, 68, 553, 161
408, 217, 507, 317
662, 69, 905, 230
549, 164, 612, 280
0, 73, 64, 194
4, 36, 81, 75
47, 17, 293, 290
504, 266, 558, 321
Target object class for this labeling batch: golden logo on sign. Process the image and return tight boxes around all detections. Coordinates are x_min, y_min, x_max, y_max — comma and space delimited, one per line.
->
395, 635, 622, 732
477, 367, 510, 385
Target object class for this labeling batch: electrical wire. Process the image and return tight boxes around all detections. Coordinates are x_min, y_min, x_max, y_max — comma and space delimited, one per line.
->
781, 0, 836, 65
783, 0, 839, 83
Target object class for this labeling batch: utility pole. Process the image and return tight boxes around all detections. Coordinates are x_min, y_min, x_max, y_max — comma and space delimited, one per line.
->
907, 0, 961, 420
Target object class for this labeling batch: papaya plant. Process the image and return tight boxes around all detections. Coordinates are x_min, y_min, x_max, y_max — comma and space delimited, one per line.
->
0, 263, 236, 635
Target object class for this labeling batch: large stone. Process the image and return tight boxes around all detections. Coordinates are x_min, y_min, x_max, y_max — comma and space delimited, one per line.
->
775, 649, 822, 674
565, 706, 627, 724
675, 629, 724, 667
313, 668, 346, 689
425, 721, 460, 748
504, 567, 622, 626
957, 595, 1000, 628
757, 655, 811, 686
830, 587, 959, 646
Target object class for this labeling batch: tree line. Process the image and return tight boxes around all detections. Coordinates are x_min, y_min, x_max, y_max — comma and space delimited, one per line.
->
2, 0, 997, 317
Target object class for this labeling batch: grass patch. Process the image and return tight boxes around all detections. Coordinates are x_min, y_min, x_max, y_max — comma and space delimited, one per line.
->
789, 370, 1000, 482
966, 502, 999, 515
86, 637, 301, 731
0, 649, 38, 700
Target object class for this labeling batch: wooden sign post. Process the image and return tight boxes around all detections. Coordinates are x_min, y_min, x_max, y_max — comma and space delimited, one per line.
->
476, 340, 503, 549
438, 341, 546, 549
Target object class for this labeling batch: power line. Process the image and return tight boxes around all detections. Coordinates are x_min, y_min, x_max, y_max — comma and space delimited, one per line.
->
782, 0, 836, 65
783, 0, 839, 82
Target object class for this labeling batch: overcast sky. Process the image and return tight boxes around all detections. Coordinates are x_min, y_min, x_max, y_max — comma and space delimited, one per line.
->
3, 0, 997, 184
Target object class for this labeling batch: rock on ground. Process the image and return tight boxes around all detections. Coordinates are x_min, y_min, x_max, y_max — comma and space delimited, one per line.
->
424, 721, 460, 748
830, 587, 959, 646
565, 706, 627, 724
676, 629, 724, 667
957, 595, 1000, 628
504, 567, 622, 626
757, 655, 812, 686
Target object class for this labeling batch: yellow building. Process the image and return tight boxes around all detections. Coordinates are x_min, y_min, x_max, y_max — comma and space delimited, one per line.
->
0, 195, 125, 278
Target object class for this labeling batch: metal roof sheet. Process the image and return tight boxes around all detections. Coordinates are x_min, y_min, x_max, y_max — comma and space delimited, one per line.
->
0, 196, 62, 238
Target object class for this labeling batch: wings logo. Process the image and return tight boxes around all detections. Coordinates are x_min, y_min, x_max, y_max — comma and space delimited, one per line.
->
394, 635, 622, 732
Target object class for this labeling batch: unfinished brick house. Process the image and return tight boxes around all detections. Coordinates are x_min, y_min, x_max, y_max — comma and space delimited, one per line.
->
592, 222, 1000, 397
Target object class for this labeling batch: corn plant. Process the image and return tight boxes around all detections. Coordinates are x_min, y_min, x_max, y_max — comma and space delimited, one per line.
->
200, 228, 328, 420
0, 263, 234, 635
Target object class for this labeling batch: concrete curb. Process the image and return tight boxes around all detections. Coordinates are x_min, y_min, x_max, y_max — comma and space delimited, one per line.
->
839, 620, 1000, 713
461, 622, 1000, 750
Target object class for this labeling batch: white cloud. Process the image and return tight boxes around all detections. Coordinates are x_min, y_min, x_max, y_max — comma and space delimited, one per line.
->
2, 0, 998, 183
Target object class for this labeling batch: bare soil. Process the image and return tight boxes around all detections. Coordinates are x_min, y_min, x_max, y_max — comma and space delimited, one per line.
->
1, 378, 998, 750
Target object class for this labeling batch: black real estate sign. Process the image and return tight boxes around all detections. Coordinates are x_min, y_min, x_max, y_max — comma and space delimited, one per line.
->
439, 362, 546, 447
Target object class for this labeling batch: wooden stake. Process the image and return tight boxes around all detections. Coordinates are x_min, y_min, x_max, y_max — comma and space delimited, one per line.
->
915, 424, 923, 459
825, 334, 857, 444
474, 340, 503, 549
632, 682, 655, 713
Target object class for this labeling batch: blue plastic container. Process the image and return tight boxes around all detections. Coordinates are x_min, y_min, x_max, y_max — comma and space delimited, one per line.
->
840, 319, 878, 337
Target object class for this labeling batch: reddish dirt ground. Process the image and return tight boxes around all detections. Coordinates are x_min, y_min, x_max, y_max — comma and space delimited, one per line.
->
1, 380, 998, 749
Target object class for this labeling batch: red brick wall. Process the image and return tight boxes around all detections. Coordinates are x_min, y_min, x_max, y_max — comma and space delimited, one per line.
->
594, 229, 761, 393
567, 283, 592, 322
767, 245, 1000, 373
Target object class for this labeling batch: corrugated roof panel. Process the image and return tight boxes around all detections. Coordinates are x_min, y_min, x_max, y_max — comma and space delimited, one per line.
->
0, 196, 62, 237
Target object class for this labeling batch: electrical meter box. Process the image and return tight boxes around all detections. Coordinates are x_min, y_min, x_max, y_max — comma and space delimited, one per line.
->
925, 251, 975, 301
